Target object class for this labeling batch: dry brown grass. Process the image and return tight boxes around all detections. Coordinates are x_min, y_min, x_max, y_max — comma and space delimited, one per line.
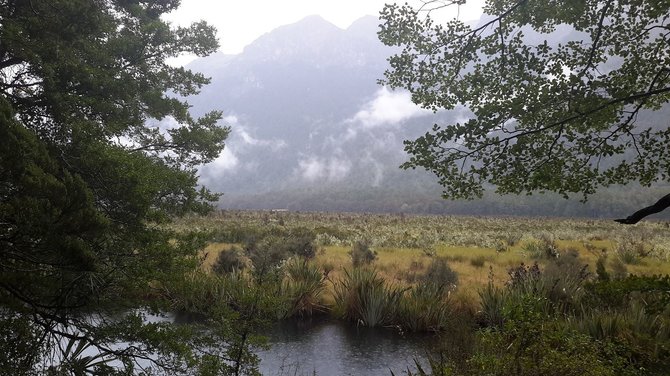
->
188, 211, 670, 303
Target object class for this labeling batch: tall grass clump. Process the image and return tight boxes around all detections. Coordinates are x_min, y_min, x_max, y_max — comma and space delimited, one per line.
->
349, 239, 377, 267
279, 258, 326, 318
522, 233, 560, 259
615, 240, 645, 265
478, 280, 506, 328
395, 258, 459, 332
542, 250, 590, 312
397, 283, 452, 332
332, 268, 404, 327
478, 255, 590, 327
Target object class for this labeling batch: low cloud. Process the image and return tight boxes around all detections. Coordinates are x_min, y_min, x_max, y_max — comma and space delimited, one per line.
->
349, 87, 431, 128
237, 127, 287, 150
198, 147, 239, 186
200, 115, 286, 174
297, 156, 351, 182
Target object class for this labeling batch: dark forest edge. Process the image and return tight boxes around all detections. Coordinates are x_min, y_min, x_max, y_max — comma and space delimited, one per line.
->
218, 185, 670, 220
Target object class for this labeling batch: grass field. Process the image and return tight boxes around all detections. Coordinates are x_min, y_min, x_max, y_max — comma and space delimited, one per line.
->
177, 210, 670, 306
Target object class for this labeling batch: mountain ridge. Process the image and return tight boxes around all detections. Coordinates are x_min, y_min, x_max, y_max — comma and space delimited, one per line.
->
184, 14, 669, 219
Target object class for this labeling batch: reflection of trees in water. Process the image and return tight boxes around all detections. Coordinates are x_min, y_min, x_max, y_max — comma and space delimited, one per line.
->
259, 319, 430, 376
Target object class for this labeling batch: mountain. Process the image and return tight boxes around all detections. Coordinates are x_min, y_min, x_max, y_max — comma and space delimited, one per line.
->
187, 15, 456, 198
183, 15, 669, 219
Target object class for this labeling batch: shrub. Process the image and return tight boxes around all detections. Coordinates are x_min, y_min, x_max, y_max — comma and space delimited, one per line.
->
283, 227, 318, 259
596, 255, 610, 281
522, 234, 560, 259
495, 240, 509, 253
244, 236, 290, 273
470, 315, 618, 376
212, 246, 246, 275
503, 232, 522, 247
470, 255, 487, 268
572, 303, 670, 375
542, 251, 591, 312
349, 239, 377, 267
506, 262, 542, 291
244, 230, 318, 273
422, 257, 458, 292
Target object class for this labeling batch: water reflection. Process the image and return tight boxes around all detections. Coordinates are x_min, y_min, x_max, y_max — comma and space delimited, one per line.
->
258, 317, 433, 376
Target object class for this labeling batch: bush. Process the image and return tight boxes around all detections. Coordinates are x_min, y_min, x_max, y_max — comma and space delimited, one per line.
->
283, 227, 318, 259
244, 236, 290, 273
470, 255, 487, 268
470, 315, 618, 376
503, 232, 523, 247
244, 230, 318, 273
542, 251, 590, 312
349, 239, 376, 267
522, 234, 560, 259
422, 257, 458, 292
212, 246, 246, 275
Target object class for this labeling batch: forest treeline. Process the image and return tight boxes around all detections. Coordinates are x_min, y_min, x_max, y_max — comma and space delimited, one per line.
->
220, 186, 670, 219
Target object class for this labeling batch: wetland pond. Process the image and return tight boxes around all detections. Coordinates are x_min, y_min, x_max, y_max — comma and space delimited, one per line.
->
257, 317, 434, 376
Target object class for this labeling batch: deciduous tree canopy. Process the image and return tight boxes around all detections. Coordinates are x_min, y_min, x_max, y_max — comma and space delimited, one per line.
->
378, 0, 670, 217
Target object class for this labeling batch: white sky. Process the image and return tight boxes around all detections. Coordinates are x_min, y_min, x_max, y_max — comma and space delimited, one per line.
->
166, 0, 484, 59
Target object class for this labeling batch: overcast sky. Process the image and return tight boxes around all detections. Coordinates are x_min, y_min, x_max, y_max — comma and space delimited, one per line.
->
166, 0, 484, 58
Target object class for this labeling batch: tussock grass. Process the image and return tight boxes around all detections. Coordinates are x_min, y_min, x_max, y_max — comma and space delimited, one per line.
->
178, 211, 670, 305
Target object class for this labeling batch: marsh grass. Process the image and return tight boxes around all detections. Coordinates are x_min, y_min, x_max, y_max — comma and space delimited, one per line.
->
396, 283, 452, 332
280, 258, 327, 318
168, 211, 670, 375
332, 268, 404, 327
179, 211, 670, 320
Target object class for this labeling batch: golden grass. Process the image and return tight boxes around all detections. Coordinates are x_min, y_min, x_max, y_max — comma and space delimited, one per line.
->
200, 242, 237, 272
189, 211, 670, 302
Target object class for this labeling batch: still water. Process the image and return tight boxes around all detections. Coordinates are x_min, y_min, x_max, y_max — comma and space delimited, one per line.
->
258, 317, 435, 376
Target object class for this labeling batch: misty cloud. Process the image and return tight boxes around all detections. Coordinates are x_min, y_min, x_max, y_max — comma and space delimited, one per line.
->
224, 116, 288, 151
198, 147, 240, 186
349, 87, 431, 128
238, 127, 287, 150
362, 153, 385, 187
297, 156, 352, 182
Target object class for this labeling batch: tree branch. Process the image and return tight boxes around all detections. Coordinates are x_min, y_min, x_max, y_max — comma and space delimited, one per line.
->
615, 193, 670, 224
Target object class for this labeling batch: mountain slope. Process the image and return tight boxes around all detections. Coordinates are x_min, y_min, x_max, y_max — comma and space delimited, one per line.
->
185, 15, 669, 219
